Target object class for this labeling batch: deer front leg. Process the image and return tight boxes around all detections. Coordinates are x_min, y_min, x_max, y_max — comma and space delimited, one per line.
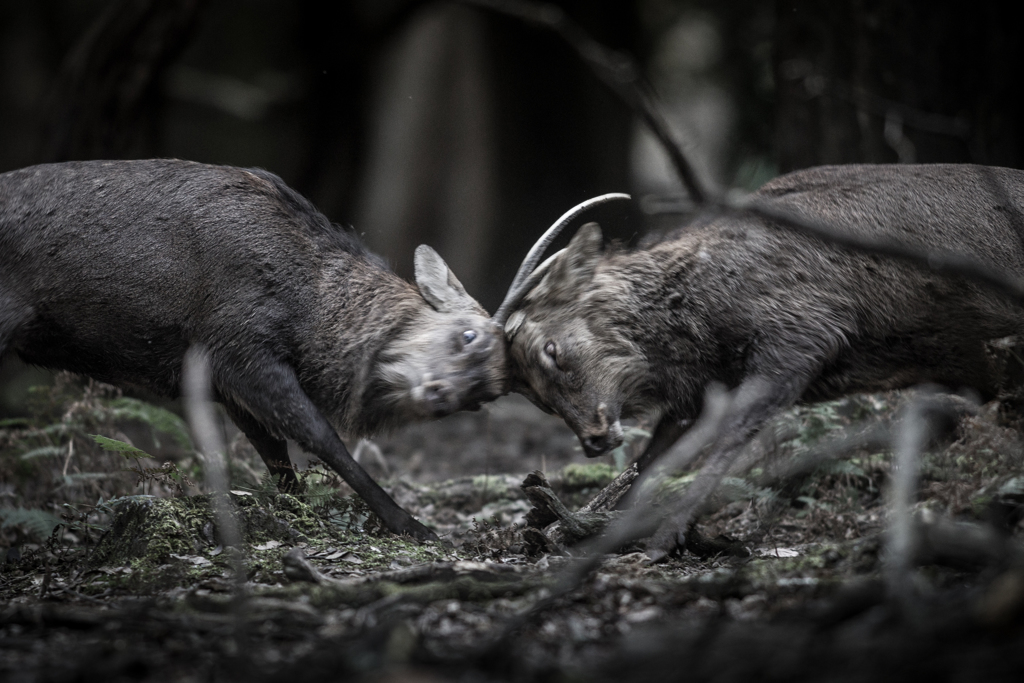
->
634, 413, 691, 472
223, 401, 300, 493
212, 353, 439, 543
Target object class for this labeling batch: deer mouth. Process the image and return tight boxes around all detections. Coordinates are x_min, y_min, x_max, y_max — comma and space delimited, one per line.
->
410, 378, 459, 418
579, 419, 624, 457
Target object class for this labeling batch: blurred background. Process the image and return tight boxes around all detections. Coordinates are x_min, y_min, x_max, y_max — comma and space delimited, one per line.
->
1, 0, 1022, 417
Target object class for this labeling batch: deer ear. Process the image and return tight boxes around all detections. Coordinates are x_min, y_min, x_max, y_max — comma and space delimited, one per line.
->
414, 245, 484, 314
535, 222, 604, 300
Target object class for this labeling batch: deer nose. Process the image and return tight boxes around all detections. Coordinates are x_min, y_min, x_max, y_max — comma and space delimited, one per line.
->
581, 433, 611, 457
422, 380, 454, 414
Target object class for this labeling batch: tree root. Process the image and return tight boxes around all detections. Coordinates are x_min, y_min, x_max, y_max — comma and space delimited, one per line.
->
277, 549, 541, 609
520, 468, 637, 553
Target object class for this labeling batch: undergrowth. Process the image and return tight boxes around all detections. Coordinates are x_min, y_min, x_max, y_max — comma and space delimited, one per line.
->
0, 373, 200, 549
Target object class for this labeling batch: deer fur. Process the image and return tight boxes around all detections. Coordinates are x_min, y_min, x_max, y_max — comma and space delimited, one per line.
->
506, 163, 1024, 553
0, 159, 507, 541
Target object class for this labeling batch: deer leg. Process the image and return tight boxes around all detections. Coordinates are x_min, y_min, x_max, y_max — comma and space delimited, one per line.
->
222, 401, 300, 492
212, 354, 438, 542
0, 290, 29, 360
645, 373, 808, 561
634, 414, 690, 472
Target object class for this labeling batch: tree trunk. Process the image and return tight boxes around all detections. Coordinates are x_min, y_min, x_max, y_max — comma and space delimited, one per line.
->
774, 1, 1024, 171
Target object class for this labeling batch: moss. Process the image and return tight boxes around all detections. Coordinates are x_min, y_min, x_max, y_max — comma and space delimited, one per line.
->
470, 475, 511, 501
88, 491, 448, 592
560, 463, 617, 491
739, 542, 852, 591
91, 495, 211, 567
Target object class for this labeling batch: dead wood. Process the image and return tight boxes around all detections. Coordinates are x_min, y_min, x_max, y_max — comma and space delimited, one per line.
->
278, 549, 538, 609
580, 464, 639, 513
913, 509, 1017, 569
520, 470, 638, 553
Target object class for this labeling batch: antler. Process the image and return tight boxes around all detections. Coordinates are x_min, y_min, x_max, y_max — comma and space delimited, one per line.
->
492, 192, 630, 325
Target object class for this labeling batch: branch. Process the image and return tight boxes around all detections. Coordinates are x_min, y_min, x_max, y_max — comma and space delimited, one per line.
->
182, 346, 245, 585
462, 0, 707, 205
475, 384, 733, 654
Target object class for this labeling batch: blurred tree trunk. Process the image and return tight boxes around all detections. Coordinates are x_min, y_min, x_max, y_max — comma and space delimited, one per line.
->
356, 3, 497, 297
481, 2, 637, 311
774, 1, 1024, 171
42, 0, 208, 161
294, 0, 432, 219
354, 1, 637, 311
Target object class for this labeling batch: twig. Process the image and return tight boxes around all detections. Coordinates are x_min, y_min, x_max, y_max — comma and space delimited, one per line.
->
779, 61, 970, 139
463, 0, 707, 205
477, 384, 733, 654
762, 421, 890, 489
182, 347, 245, 586
52, 585, 108, 605
885, 396, 927, 612
62, 439, 74, 478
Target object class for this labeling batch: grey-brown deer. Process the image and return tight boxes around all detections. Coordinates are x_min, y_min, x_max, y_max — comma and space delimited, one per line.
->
0, 159, 508, 542
497, 163, 1024, 558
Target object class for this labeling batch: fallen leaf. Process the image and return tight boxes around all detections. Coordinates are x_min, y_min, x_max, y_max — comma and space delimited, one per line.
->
254, 541, 283, 551
758, 547, 800, 558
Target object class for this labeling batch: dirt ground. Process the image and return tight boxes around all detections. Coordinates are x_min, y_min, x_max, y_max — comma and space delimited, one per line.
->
3, 375, 1024, 682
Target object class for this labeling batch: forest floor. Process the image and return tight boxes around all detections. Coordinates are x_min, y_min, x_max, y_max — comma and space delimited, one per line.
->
3, 374, 1024, 682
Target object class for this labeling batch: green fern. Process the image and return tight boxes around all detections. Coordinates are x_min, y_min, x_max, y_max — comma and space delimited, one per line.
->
19, 446, 67, 461
101, 494, 157, 510
104, 397, 192, 450
300, 479, 340, 509
252, 472, 283, 496
39, 423, 73, 437
815, 459, 868, 478
0, 507, 62, 540
91, 434, 152, 460
797, 403, 841, 445
718, 476, 777, 503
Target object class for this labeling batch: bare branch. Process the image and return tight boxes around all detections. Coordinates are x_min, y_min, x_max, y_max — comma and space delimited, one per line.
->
884, 393, 930, 612
462, 0, 708, 205
479, 384, 733, 652
182, 346, 245, 584
779, 61, 970, 139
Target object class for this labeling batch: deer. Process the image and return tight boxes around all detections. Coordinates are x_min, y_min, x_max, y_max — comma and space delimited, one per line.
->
0, 157, 626, 540
0, 158, 513, 542
492, 163, 1024, 558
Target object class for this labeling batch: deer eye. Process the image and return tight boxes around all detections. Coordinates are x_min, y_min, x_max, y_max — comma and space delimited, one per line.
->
462, 330, 477, 345
543, 341, 558, 365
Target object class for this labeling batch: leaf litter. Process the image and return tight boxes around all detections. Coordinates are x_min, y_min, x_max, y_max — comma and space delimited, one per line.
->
2, 376, 1024, 681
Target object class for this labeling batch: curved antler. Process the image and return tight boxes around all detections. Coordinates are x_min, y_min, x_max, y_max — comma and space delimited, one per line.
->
492, 192, 630, 325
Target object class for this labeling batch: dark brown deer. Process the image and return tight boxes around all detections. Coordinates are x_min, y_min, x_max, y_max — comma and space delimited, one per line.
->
497, 163, 1024, 557
0, 158, 509, 542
